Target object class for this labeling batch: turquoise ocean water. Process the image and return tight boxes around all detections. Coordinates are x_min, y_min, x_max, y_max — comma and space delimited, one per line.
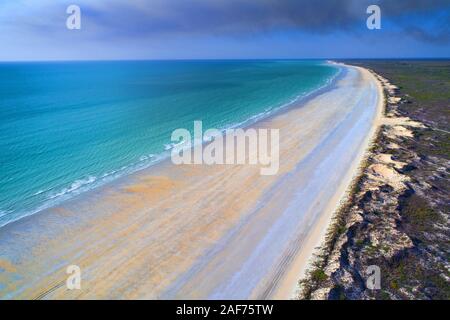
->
0, 60, 338, 227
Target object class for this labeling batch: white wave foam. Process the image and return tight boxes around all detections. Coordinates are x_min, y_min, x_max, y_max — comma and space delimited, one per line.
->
33, 189, 45, 196
48, 176, 97, 200
164, 141, 186, 151
139, 154, 155, 161
0, 210, 11, 218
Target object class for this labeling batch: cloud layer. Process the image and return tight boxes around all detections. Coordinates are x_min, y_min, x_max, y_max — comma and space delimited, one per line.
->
76, 0, 450, 43
0, 0, 449, 60
2, 0, 449, 41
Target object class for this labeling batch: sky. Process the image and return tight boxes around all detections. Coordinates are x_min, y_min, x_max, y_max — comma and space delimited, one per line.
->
0, 0, 449, 61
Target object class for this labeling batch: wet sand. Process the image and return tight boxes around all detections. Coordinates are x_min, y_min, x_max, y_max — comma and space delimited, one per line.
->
0, 64, 383, 299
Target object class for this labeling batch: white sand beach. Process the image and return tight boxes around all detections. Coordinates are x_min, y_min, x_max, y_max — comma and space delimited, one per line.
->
0, 64, 384, 299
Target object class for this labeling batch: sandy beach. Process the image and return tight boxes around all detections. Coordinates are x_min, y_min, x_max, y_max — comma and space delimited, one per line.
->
0, 64, 383, 300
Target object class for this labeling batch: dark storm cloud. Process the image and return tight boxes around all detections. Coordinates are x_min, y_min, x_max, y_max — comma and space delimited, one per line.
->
3, 0, 448, 44
74, 0, 449, 44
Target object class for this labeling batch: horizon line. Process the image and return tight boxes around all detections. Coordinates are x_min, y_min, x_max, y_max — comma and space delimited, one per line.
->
1, 57, 450, 63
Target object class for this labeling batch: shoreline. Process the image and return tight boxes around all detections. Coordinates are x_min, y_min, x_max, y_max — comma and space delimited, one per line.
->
0, 63, 383, 299
0, 61, 342, 230
291, 65, 385, 299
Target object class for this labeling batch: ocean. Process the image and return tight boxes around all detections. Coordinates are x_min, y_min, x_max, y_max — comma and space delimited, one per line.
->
0, 60, 338, 227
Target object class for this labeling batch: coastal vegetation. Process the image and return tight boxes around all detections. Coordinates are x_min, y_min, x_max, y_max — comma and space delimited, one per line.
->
299, 60, 450, 300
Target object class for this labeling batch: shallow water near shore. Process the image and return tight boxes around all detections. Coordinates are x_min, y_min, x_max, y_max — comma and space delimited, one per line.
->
0, 60, 338, 227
